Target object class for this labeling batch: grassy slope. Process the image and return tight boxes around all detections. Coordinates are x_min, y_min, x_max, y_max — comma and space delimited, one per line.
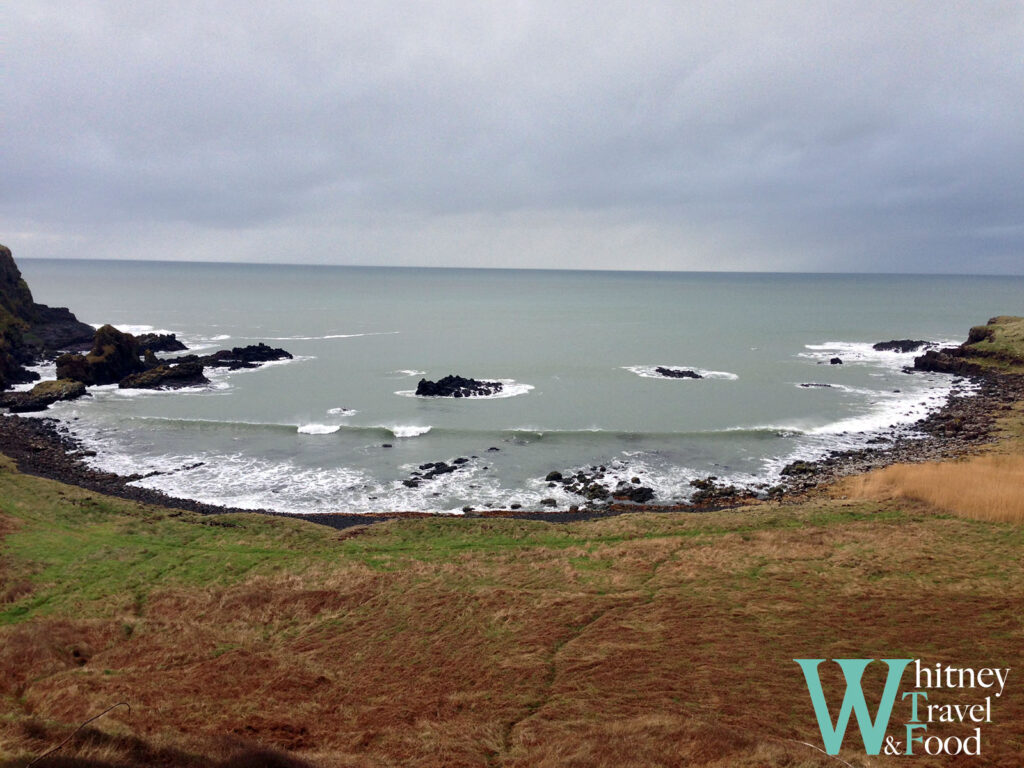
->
2, 317, 1023, 767
1, 457, 1022, 768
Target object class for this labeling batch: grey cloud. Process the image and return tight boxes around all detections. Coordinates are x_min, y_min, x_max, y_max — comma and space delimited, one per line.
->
3, 1, 1023, 272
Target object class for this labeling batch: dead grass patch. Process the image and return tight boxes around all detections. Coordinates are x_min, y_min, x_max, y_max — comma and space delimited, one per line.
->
844, 454, 1024, 523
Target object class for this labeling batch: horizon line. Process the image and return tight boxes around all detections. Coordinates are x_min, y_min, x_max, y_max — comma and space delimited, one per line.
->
15, 255, 1024, 279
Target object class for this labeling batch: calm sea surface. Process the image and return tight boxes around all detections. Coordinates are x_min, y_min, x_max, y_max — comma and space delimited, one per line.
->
16, 259, 1024, 514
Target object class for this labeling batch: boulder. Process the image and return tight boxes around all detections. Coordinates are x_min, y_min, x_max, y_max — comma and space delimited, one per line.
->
119, 361, 209, 390
829, 357, 843, 365
415, 375, 503, 398
0, 379, 87, 413
55, 325, 144, 385
613, 485, 656, 503
654, 366, 702, 379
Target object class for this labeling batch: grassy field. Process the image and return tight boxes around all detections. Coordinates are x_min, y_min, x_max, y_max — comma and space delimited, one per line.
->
1, 452, 1022, 767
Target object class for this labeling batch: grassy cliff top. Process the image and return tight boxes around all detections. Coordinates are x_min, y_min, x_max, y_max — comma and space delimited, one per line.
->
963, 315, 1024, 370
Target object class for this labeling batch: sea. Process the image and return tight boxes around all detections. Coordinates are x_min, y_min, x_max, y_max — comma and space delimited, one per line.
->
14, 259, 1024, 515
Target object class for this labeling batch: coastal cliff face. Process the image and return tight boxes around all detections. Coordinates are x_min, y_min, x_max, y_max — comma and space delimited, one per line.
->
0, 244, 95, 390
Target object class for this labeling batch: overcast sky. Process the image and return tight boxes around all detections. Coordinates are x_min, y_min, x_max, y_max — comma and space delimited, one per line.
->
3, 1, 1023, 273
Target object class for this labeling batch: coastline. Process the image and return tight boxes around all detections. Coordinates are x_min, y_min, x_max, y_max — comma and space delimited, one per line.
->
3, 361, 1021, 529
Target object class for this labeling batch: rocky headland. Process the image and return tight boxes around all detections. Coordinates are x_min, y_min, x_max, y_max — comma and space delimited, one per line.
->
0, 244, 94, 390
1, 244, 292, 409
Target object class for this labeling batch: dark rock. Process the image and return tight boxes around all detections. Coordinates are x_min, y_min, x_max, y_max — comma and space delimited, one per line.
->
118, 361, 209, 390
1, 244, 94, 390
135, 332, 188, 353
381, 443, 392, 448
781, 461, 818, 476
613, 485, 655, 503
654, 366, 702, 379
872, 339, 932, 353
545, 470, 563, 482
414, 374, 503, 398
0, 379, 87, 413
800, 383, 833, 388
829, 357, 843, 365
402, 479, 420, 488
174, 343, 292, 371
55, 325, 144, 385
540, 498, 558, 507
487, 446, 500, 452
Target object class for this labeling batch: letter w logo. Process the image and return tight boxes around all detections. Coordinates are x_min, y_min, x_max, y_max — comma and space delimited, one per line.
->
794, 658, 911, 755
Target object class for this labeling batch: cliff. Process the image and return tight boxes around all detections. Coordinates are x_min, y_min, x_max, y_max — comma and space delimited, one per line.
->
0, 244, 95, 389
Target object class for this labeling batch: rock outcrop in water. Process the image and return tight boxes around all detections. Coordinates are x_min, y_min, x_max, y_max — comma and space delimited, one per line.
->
0, 244, 95, 390
172, 343, 293, 371
135, 332, 188, 353
56, 324, 145, 385
119, 361, 209, 390
654, 366, 702, 379
873, 339, 933, 353
415, 375, 503, 398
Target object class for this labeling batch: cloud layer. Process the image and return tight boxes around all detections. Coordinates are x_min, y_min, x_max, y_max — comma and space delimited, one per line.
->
4, 1, 1023, 272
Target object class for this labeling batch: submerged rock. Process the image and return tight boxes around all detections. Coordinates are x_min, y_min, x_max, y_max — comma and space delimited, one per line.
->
0, 378, 87, 412
415, 374, 503, 398
654, 366, 702, 379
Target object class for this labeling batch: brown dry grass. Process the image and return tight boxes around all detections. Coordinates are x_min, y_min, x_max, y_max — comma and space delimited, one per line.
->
2, 456, 1023, 766
844, 454, 1024, 524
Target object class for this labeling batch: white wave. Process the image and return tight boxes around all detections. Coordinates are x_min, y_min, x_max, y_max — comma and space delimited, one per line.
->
8, 362, 58, 392
327, 407, 357, 415
208, 334, 231, 341
388, 425, 432, 438
799, 340, 956, 369
90, 322, 177, 336
392, 369, 426, 377
395, 379, 535, 399
623, 365, 739, 381
297, 423, 341, 435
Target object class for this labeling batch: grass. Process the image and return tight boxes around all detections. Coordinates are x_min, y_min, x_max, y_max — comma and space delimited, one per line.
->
843, 454, 1024, 524
1, 455, 1022, 767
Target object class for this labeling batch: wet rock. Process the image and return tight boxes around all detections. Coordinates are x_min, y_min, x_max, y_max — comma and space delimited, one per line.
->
540, 498, 558, 507
800, 383, 833, 388
0, 379, 87, 412
873, 339, 932, 353
135, 332, 188, 353
415, 374, 503, 398
829, 357, 843, 365
654, 366, 702, 379
545, 470, 563, 482
119, 361, 209, 390
613, 485, 655, 503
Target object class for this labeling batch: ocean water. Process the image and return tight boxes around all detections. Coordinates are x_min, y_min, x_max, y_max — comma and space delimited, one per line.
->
15, 259, 1024, 515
